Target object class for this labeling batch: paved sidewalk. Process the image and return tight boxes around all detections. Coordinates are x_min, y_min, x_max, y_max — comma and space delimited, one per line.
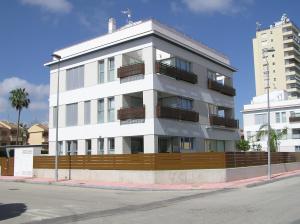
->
1, 169, 300, 191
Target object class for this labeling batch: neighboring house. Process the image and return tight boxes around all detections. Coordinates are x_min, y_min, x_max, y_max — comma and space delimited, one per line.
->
45, 18, 239, 155
253, 14, 300, 98
28, 124, 48, 149
0, 121, 23, 146
243, 90, 300, 152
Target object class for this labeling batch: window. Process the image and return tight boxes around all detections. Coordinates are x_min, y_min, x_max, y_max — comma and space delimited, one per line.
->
66, 103, 78, 126
180, 137, 194, 150
108, 97, 115, 122
86, 139, 92, 155
282, 112, 286, 122
108, 138, 115, 153
98, 138, 104, 154
275, 112, 280, 123
58, 141, 63, 155
66, 65, 84, 90
108, 57, 115, 82
98, 99, 104, 123
98, 60, 104, 83
53, 106, 57, 128
205, 139, 225, 152
175, 58, 191, 72
255, 113, 267, 125
66, 140, 78, 155
84, 101, 91, 125
160, 96, 193, 111
295, 146, 300, 152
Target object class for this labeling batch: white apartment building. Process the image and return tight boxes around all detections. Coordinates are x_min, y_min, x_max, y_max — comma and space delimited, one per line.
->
45, 18, 239, 155
253, 14, 300, 98
243, 90, 300, 152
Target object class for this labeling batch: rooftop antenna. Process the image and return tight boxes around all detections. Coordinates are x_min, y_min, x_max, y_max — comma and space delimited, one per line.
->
121, 8, 132, 24
256, 21, 262, 31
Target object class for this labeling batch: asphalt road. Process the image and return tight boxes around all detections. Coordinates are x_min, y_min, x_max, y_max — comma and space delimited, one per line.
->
0, 176, 300, 224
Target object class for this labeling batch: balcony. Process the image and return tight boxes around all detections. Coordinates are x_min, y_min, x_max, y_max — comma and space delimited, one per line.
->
117, 106, 145, 121
208, 79, 236, 96
289, 116, 300, 123
209, 115, 239, 129
117, 63, 145, 79
156, 105, 199, 122
155, 62, 197, 84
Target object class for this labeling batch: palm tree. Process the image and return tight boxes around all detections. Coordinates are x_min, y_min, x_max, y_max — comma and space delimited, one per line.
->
9, 88, 30, 145
256, 124, 287, 152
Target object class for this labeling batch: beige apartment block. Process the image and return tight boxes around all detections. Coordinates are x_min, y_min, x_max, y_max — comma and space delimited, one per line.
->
253, 14, 300, 98
28, 124, 48, 149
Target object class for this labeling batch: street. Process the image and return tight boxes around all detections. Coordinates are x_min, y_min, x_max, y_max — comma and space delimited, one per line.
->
1, 176, 300, 224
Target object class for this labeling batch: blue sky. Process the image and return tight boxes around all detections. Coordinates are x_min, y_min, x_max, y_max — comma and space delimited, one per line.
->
0, 0, 299, 126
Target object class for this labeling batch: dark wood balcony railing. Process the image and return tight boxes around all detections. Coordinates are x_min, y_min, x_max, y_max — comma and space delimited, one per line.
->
155, 62, 198, 84
156, 105, 199, 122
208, 79, 236, 96
117, 63, 145, 79
209, 115, 239, 129
118, 106, 145, 121
289, 116, 300, 123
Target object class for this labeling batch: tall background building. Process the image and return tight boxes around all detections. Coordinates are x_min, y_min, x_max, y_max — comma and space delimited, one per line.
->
253, 14, 300, 98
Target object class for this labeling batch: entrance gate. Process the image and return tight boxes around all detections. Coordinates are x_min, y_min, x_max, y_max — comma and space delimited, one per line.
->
1, 158, 14, 176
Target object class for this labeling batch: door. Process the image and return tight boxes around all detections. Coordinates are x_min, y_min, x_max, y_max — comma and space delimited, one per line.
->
1, 157, 14, 176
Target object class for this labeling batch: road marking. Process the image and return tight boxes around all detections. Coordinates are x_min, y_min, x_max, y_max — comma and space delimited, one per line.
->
25, 209, 61, 221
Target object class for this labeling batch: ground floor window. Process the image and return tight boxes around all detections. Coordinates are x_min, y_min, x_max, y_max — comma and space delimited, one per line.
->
205, 139, 225, 152
108, 138, 115, 153
131, 137, 144, 154
66, 140, 78, 155
158, 136, 194, 153
86, 139, 92, 155
98, 138, 104, 154
295, 145, 300, 152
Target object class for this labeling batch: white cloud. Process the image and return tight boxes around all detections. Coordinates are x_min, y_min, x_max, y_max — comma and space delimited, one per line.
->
0, 77, 49, 113
21, 0, 72, 13
182, 0, 252, 14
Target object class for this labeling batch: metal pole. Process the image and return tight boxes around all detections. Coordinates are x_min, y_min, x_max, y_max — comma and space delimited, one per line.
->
266, 60, 271, 180
55, 57, 61, 182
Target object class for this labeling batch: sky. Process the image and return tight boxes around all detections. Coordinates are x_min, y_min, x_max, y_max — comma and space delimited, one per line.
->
0, 0, 299, 126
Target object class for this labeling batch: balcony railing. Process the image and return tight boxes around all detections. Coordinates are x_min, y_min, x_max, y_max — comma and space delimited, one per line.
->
117, 63, 145, 79
156, 105, 199, 122
117, 106, 145, 121
209, 115, 239, 129
289, 116, 300, 123
207, 79, 236, 96
155, 62, 197, 84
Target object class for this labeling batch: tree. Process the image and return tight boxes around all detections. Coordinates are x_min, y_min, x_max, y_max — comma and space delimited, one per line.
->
236, 139, 250, 151
9, 88, 30, 145
256, 124, 287, 152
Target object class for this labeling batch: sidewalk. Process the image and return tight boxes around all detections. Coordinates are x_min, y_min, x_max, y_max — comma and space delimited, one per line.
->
1, 169, 300, 191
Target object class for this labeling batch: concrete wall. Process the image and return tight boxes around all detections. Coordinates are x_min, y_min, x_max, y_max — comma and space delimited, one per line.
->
33, 162, 300, 184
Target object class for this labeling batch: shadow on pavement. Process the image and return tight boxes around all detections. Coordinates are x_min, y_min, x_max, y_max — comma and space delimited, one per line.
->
0, 203, 27, 221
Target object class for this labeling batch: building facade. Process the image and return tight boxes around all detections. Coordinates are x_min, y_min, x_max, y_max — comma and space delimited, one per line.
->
253, 14, 300, 98
46, 19, 239, 155
243, 90, 300, 152
28, 124, 48, 150
0, 121, 23, 146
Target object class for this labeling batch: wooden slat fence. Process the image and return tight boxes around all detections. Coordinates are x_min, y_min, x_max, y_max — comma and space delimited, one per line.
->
33, 152, 300, 171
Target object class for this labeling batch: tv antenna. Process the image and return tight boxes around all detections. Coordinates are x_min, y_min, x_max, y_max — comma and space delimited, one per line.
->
256, 21, 262, 31
121, 8, 132, 24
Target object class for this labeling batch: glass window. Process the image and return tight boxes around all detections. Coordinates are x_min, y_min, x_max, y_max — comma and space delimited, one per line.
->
108, 138, 115, 153
98, 60, 104, 83
98, 99, 104, 123
108, 97, 115, 122
66, 140, 78, 155
295, 146, 300, 152
84, 101, 91, 125
275, 112, 280, 123
53, 106, 57, 128
281, 112, 286, 123
180, 137, 194, 150
86, 139, 92, 155
108, 57, 115, 82
58, 141, 63, 155
66, 65, 84, 90
98, 138, 104, 154
66, 103, 78, 126
255, 113, 267, 125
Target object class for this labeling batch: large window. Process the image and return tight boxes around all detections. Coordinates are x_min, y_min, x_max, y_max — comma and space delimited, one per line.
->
97, 99, 104, 123
275, 112, 287, 123
160, 96, 193, 110
84, 101, 91, 125
108, 97, 115, 122
160, 57, 191, 72
66, 65, 84, 90
205, 139, 225, 152
255, 113, 267, 125
98, 60, 104, 84
66, 103, 78, 126
180, 137, 194, 150
108, 57, 115, 82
